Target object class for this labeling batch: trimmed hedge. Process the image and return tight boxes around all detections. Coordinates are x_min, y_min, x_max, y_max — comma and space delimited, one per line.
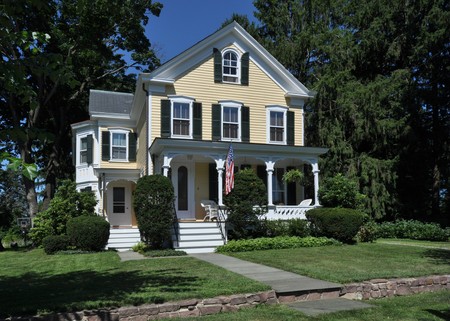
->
376, 220, 449, 241
67, 215, 110, 251
42, 235, 70, 254
215, 236, 341, 253
261, 219, 310, 238
306, 207, 365, 243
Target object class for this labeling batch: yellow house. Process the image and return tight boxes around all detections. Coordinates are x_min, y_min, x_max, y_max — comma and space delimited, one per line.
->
71, 22, 327, 252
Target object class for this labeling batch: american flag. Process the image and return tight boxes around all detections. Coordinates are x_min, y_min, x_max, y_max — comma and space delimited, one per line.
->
225, 144, 234, 195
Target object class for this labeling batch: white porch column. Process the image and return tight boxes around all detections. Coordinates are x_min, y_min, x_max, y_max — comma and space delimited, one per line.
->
312, 162, 321, 206
266, 161, 275, 206
162, 155, 172, 177
215, 159, 225, 205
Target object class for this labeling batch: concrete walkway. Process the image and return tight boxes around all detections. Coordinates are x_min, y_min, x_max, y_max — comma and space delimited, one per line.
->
191, 253, 374, 316
191, 253, 342, 295
117, 250, 146, 261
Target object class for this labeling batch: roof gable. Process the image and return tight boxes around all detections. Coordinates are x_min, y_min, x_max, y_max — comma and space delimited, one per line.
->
141, 22, 313, 99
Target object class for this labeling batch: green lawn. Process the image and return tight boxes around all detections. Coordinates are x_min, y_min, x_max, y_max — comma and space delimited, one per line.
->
227, 242, 450, 283
377, 238, 450, 250
0, 249, 268, 317
173, 290, 450, 321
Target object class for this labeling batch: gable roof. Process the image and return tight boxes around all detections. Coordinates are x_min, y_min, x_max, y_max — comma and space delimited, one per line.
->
140, 21, 313, 99
89, 89, 134, 117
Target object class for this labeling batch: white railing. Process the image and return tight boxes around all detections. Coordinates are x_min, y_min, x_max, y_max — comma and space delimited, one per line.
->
262, 205, 315, 220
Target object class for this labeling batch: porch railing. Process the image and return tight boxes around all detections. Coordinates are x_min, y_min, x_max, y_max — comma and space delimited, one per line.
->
216, 206, 228, 243
262, 205, 315, 220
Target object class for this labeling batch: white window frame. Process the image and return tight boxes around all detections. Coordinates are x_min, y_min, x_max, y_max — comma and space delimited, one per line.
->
266, 105, 288, 144
169, 96, 194, 139
222, 49, 240, 84
220, 100, 242, 142
79, 135, 88, 165
110, 129, 129, 162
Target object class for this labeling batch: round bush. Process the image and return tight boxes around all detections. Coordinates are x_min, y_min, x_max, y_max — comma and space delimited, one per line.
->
67, 215, 110, 251
306, 207, 365, 243
42, 235, 70, 254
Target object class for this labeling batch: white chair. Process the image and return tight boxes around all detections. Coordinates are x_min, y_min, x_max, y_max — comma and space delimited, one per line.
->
201, 200, 219, 221
299, 199, 312, 206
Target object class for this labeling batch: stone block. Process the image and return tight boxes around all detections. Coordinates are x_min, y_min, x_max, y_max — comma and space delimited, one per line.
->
277, 295, 296, 303
371, 291, 380, 298
362, 284, 372, 292
177, 299, 198, 308
266, 298, 278, 305
396, 285, 412, 296
229, 295, 247, 305
362, 292, 371, 300
425, 277, 434, 285
157, 303, 179, 313
177, 310, 199, 318
117, 307, 138, 318
138, 305, 159, 316
321, 291, 340, 300
126, 315, 147, 321
202, 298, 222, 305
295, 293, 309, 301
246, 294, 260, 303
221, 305, 239, 313
380, 289, 388, 297
214, 296, 231, 304
386, 282, 397, 290
340, 292, 362, 300
378, 283, 387, 290
370, 279, 388, 284
197, 305, 222, 316
307, 292, 321, 301
386, 290, 395, 297
371, 284, 379, 291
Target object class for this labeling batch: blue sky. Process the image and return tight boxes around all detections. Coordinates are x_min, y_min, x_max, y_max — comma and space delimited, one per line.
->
146, 0, 257, 63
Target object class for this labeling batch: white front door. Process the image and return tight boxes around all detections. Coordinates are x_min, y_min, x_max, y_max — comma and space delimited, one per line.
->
107, 182, 132, 226
172, 162, 195, 219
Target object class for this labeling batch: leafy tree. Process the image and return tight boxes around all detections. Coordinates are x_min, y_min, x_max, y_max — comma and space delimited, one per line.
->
29, 179, 97, 245
250, 0, 449, 222
133, 175, 175, 249
224, 168, 267, 239
319, 173, 366, 211
0, 0, 162, 218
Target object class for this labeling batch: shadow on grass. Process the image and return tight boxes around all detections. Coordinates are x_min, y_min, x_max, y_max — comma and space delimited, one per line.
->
0, 267, 199, 318
426, 308, 450, 320
422, 248, 450, 265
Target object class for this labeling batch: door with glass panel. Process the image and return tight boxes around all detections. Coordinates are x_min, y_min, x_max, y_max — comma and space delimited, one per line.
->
107, 182, 132, 226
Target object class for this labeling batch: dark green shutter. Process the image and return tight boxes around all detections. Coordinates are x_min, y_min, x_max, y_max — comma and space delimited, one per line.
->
213, 48, 222, 83
86, 134, 93, 164
193, 102, 202, 140
287, 111, 295, 146
161, 99, 171, 138
209, 163, 218, 203
128, 132, 137, 161
241, 52, 249, 86
257, 165, 267, 187
212, 104, 221, 141
241, 106, 250, 142
102, 131, 110, 161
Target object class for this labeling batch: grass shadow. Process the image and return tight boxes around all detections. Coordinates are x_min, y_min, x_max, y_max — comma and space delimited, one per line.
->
422, 248, 450, 265
0, 267, 199, 317
425, 308, 450, 320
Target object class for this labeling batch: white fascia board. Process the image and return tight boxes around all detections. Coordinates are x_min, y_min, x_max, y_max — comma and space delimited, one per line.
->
97, 119, 136, 128
90, 112, 131, 120
71, 120, 97, 130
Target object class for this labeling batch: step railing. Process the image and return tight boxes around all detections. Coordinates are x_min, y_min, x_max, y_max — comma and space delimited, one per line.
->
216, 206, 228, 243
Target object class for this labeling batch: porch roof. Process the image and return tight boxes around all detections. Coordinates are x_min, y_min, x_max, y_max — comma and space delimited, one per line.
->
149, 138, 328, 164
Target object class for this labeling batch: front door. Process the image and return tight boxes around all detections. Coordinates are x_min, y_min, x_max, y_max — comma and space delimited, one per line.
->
107, 182, 132, 226
172, 162, 195, 219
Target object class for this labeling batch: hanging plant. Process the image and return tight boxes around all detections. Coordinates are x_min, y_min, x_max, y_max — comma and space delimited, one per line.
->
282, 169, 304, 184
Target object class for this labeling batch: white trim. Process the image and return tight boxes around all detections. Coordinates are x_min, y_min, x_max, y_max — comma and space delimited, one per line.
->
109, 129, 130, 162
221, 48, 240, 84
220, 100, 242, 142
266, 105, 288, 145
79, 135, 88, 165
169, 96, 194, 139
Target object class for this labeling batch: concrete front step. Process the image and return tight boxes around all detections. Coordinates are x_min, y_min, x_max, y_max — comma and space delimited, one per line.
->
174, 222, 225, 254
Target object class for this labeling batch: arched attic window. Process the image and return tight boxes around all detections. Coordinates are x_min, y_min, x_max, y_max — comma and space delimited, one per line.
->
213, 48, 249, 85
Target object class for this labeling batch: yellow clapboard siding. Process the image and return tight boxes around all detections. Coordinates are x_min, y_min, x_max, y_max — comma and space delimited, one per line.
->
136, 105, 147, 173
150, 53, 304, 145
99, 127, 139, 170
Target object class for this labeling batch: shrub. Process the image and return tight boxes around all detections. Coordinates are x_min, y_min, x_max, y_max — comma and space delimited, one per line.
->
376, 220, 448, 241
224, 168, 267, 240
30, 180, 97, 245
66, 215, 110, 251
132, 242, 148, 254
319, 174, 365, 210
261, 219, 310, 238
42, 235, 70, 254
216, 236, 341, 253
306, 207, 365, 243
133, 175, 175, 249
357, 220, 379, 242
287, 219, 310, 237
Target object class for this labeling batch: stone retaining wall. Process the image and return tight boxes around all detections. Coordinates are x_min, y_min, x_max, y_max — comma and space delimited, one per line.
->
1, 291, 278, 321
340, 275, 450, 300
2, 275, 449, 321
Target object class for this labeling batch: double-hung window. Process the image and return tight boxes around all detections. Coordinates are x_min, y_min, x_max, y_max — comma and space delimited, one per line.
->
112, 132, 127, 160
170, 96, 194, 138
80, 137, 88, 164
222, 50, 239, 83
221, 101, 242, 141
266, 106, 287, 144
